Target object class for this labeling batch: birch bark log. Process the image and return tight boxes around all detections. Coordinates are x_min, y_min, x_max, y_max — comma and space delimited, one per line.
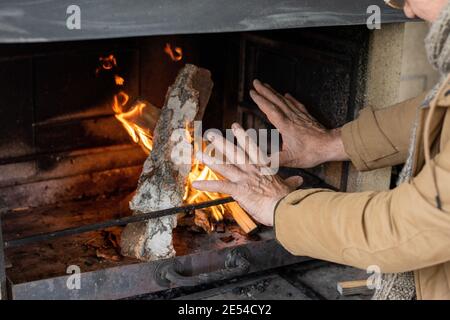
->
120, 64, 213, 261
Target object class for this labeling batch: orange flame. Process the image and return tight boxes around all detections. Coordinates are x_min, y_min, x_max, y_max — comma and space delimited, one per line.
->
114, 99, 154, 152
114, 75, 125, 86
96, 54, 117, 75
164, 43, 183, 62
184, 160, 225, 222
100, 54, 226, 225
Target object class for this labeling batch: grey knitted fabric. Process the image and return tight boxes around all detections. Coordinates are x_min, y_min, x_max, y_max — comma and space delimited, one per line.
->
372, 3, 450, 300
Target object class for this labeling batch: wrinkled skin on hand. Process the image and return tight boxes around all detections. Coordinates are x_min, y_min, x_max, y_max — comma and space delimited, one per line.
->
192, 123, 302, 226
193, 80, 352, 226
249, 80, 348, 168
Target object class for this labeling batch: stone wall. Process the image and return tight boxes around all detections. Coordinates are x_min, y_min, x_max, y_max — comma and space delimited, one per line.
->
346, 21, 439, 193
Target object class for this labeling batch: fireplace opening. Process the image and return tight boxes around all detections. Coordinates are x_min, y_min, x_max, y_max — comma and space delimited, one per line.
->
0, 25, 369, 299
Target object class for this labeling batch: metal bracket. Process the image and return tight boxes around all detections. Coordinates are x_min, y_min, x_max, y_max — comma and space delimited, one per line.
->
154, 247, 251, 288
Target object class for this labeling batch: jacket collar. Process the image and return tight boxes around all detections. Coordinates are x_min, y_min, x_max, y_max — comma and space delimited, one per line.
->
422, 75, 450, 109
422, 73, 450, 210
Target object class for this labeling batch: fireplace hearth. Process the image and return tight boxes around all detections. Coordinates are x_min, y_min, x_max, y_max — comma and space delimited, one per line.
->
0, 1, 408, 300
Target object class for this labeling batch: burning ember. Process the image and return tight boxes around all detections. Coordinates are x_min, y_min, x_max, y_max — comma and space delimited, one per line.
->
164, 43, 183, 62
98, 52, 228, 230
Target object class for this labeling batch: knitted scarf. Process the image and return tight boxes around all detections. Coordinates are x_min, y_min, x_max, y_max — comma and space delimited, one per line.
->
373, 3, 450, 300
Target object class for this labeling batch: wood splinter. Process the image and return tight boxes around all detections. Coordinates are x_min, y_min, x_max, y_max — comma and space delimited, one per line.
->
337, 279, 375, 296
226, 202, 257, 234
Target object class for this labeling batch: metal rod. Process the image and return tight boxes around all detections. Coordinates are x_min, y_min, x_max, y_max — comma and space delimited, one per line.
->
4, 197, 235, 249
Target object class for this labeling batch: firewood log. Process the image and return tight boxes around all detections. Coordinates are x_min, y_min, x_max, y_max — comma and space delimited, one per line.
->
120, 64, 213, 261
225, 202, 257, 234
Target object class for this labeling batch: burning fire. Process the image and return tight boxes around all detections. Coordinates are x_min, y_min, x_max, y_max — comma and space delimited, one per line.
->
164, 43, 183, 62
99, 52, 226, 227
114, 99, 154, 152
184, 151, 226, 222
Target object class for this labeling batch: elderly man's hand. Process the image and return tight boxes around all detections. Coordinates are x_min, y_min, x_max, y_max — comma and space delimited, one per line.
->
192, 123, 302, 226
250, 80, 349, 168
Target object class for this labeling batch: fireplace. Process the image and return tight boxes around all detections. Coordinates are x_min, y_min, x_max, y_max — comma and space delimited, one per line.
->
0, 1, 408, 300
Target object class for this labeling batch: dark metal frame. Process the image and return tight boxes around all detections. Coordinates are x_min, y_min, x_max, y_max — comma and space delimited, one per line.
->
1, 197, 307, 300
8, 234, 307, 300
0, 0, 408, 43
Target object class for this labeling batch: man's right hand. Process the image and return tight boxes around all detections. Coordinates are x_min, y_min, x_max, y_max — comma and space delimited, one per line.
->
250, 79, 349, 168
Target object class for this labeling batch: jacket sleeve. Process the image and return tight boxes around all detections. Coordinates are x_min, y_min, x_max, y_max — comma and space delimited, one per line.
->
275, 139, 450, 273
341, 93, 427, 171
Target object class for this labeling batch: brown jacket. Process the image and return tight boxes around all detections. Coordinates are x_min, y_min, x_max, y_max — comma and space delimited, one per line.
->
275, 75, 450, 300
